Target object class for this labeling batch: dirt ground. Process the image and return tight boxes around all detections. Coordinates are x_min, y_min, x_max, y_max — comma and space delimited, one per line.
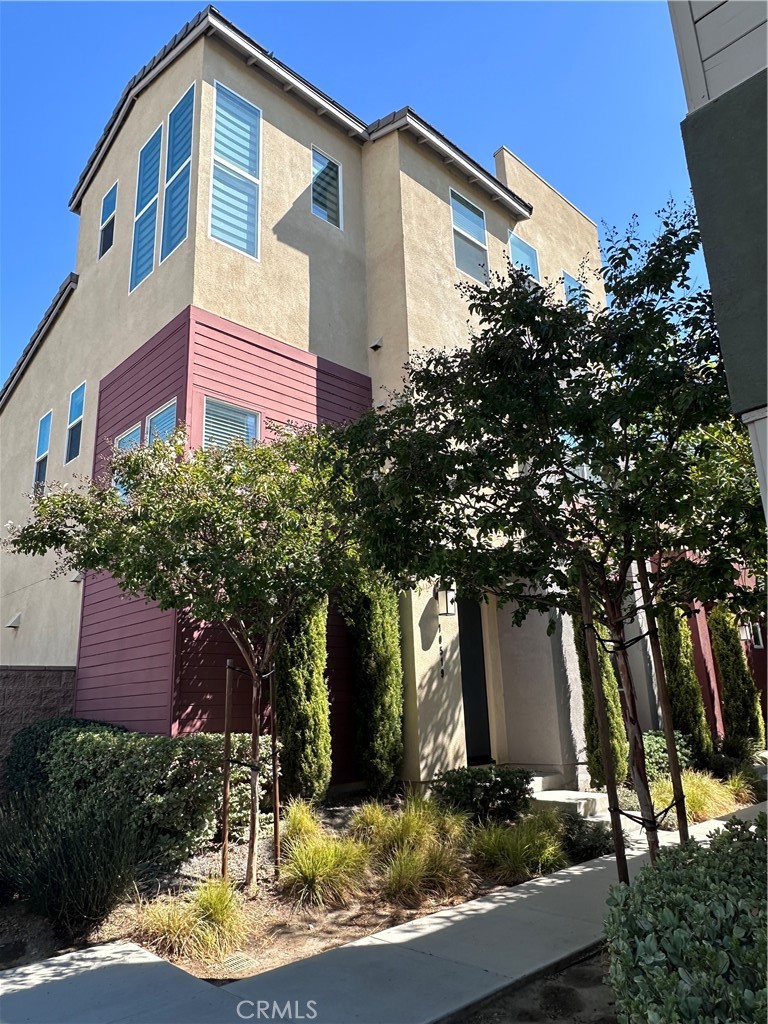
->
460, 951, 617, 1024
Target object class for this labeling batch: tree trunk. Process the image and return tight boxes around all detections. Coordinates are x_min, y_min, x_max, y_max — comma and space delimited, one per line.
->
244, 672, 263, 889
603, 594, 660, 865
635, 558, 689, 842
270, 664, 281, 875
578, 567, 629, 883
221, 659, 234, 879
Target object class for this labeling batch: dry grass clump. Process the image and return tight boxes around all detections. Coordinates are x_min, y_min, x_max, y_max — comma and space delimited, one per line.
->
651, 769, 741, 827
282, 798, 324, 847
381, 842, 470, 907
470, 815, 567, 884
138, 877, 247, 961
280, 834, 369, 908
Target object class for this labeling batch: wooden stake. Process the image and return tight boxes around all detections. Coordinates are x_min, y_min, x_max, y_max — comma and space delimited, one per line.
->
270, 666, 281, 874
221, 659, 234, 879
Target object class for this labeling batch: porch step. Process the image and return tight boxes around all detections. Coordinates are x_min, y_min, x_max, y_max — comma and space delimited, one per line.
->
532, 790, 609, 818
529, 771, 567, 794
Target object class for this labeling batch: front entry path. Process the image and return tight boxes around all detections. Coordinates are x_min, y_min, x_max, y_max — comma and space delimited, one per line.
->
2, 803, 763, 1024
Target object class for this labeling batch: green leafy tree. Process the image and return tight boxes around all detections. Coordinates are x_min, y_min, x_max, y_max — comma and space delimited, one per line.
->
274, 596, 332, 801
708, 604, 766, 748
5, 425, 359, 886
656, 605, 713, 759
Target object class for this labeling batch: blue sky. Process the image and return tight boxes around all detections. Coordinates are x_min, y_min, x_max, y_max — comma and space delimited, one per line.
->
0, 1, 696, 376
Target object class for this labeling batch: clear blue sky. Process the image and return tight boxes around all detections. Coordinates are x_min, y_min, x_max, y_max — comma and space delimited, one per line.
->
0, 1, 697, 377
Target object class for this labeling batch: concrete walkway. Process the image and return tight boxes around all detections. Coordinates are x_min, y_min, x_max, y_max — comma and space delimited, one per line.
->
2, 803, 763, 1024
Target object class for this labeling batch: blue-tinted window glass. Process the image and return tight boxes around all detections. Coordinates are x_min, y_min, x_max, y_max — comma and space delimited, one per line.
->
214, 84, 260, 176
167, 86, 194, 181
147, 400, 177, 442
136, 128, 162, 214
509, 233, 540, 280
68, 383, 85, 425
211, 164, 258, 256
450, 191, 485, 245
563, 271, 586, 304
36, 411, 52, 459
101, 184, 118, 224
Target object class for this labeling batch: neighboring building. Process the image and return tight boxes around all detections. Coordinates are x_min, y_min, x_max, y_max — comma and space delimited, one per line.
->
0, 6, 609, 786
668, 0, 767, 516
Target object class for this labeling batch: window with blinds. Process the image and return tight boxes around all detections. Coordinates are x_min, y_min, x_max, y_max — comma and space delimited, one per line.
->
450, 190, 488, 284
130, 127, 162, 291
509, 232, 540, 281
312, 148, 341, 228
203, 398, 260, 448
210, 83, 261, 257
147, 399, 177, 442
99, 183, 118, 259
65, 382, 86, 464
161, 85, 194, 262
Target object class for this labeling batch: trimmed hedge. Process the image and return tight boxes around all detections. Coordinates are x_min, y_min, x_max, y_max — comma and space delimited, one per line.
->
709, 605, 766, 749
657, 605, 712, 759
572, 614, 629, 788
345, 577, 404, 795
275, 596, 332, 801
431, 765, 533, 822
605, 814, 767, 1023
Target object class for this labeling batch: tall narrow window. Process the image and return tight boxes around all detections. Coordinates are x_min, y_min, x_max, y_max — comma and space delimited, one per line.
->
509, 233, 540, 280
161, 86, 194, 261
99, 183, 118, 259
203, 398, 259, 448
34, 411, 52, 493
450, 190, 488, 284
210, 83, 261, 258
563, 270, 586, 306
114, 423, 141, 498
312, 148, 341, 228
130, 126, 162, 291
146, 399, 177, 442
65, 383, 86, 463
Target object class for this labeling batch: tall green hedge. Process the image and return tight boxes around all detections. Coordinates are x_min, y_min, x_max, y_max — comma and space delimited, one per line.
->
345, 576, 404, 794
274, 596, 332, 801
573, 614, 629, 788
709, 604, 766, 749
657, 605, 713, 759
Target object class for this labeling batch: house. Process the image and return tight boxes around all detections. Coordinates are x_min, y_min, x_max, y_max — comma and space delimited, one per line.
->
0, 5, 612, 788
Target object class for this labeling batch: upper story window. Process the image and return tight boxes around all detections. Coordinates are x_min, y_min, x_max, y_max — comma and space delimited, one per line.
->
161, 86, 194, 262
146, 399, 177, 442
563, 270, 586, 306
450, 190, 489, 284
34, 410, 52, 493
312, 148, 342, 228
203, 397, 260, 448
210, 83, 261, 258
509, 232, 540, 281
65, 383, 86, 464
752, 622, 764, 649
130, 126, 162, 291
99, 183, 118, 259
116, 424, 141, 451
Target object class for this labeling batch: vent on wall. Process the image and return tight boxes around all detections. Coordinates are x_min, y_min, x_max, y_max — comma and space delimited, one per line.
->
5, 613, 21, 629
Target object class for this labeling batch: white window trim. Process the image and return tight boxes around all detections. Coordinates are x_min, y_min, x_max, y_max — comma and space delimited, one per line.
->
129, 121, 164, 294
208, 80, 263, 263
97, 181, 119, 261
311, 145, 343, 231
144, 398, 178, 443
202, 395, 261, 449
752, 622, 764, 649
508, 230, 540, 281
159, 83, 196, 267
115, 422, 142, 449
34, 409, 53, 488
449, 188, 489, 284
562, 269, 585, 302
63, 381, 86, 465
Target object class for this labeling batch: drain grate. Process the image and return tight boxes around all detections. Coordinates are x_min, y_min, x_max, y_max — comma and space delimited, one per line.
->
221, 953, 259, 973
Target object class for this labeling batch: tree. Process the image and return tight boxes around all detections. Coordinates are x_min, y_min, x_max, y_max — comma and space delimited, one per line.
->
656, 605, 712, 760
6, 425, 360, 886
708, 604, 766, 750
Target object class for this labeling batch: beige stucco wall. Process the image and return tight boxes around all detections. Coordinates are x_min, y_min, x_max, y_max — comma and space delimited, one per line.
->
192, 40, 369, 376
0, 41, 204, 667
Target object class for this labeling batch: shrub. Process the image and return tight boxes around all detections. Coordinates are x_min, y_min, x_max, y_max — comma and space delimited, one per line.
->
0, 791, 150, 939
709, 604, 766, 748
431, 766, 533, 822
280, 835, 369, 907
643, 730, 695, 783
572, 614, 629, 788
558, 809, 614, 862
348, 800, 392, 846
605, 814, 767, 1023
139, 878, 247, 961
699, 735, 761, 780
657, 605, 713, 759
344, 576, 404, 795
374, 798, 438, 856
723, 768, 759, 805
650, 769, 740, 827
283, 798, 323, 847
380, 844, 468, 907
470, 816, 566, 884
274, 597, 332, 802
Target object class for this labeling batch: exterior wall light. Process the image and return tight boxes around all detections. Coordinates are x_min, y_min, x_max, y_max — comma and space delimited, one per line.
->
369, 337, 383, 351
5, 613, 21, 629
434, 583, 457, 616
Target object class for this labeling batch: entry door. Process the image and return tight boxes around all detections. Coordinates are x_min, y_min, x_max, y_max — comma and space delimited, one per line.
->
457, 599, 493, 765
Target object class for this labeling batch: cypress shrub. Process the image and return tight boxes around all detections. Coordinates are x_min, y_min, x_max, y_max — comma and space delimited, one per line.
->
656, 605, 713, 759
709, 604, 766, 749
572, 614, 629, 788
345, 576, 404, 795
275, 596, 332, 801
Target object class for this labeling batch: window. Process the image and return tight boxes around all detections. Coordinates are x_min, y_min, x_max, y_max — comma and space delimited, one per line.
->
65, 382, 86, 463
130, 126, 162, 291
563, 270, 586, 305
450, 190, 488, 284
146, 399, 177, 442
210, 83, 261, 257
34, 411, 52, 493
99, 183, 118, 259
203, 398, 259, 448
161, 86, 194, 262
116, 424, 141, 451
752, 622, 764, 649
312, 148, 341, 228
509, 232, 539, 280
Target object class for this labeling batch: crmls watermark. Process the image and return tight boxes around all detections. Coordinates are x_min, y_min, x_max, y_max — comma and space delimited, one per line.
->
237, 1000, 318, 1020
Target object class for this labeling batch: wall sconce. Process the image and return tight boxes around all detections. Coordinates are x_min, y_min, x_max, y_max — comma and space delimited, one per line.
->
433, 582, 456, 616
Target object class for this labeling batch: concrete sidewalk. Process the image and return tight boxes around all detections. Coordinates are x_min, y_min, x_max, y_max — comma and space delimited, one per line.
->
2, 803, 763, 1024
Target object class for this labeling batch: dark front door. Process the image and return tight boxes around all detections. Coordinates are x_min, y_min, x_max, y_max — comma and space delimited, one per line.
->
457, 599, 493, 765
